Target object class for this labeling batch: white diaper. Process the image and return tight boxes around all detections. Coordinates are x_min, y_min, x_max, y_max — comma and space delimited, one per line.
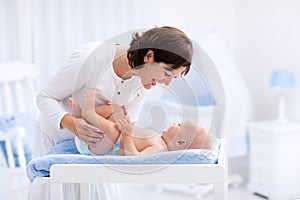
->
74, 136, 120, 156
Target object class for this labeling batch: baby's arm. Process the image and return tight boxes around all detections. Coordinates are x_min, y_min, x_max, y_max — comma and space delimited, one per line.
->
118, 117, 138, 155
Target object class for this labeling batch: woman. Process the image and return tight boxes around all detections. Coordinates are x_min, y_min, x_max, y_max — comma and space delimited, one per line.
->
30, 26, 193, 200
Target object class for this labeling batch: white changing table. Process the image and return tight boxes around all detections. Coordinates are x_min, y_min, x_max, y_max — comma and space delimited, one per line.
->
49, 139, 227, 200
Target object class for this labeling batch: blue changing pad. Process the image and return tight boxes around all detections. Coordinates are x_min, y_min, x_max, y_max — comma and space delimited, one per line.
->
27, 139, 220, 181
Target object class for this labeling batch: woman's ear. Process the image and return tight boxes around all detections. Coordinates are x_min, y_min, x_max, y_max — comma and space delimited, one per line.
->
144, 50, 154, 64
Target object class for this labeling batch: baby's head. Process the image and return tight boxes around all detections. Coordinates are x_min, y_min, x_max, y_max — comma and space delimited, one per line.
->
161, 120, 211, 151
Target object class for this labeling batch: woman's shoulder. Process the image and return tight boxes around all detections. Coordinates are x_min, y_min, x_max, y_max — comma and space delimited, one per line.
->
92, 42, 116, 63
73, 42, 103, 56
81, 41, 103, 49
71, 42, 116, 75
67, 42, 103, 65
73, 42, 115, 62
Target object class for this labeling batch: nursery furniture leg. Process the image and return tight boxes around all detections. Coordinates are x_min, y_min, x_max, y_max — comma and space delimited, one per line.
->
213, 182, 228, 200
80, 183, 90, 200
50, 182, 63, 200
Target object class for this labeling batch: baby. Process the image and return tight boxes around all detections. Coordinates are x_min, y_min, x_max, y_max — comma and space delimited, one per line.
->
117, 118, 211, 156
72, 93, 211, 156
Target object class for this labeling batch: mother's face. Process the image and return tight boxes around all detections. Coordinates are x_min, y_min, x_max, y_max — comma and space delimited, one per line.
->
141, 50, 186, 90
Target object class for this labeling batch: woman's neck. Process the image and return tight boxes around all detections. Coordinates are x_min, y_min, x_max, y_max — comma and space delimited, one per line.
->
113, 45, 135, 79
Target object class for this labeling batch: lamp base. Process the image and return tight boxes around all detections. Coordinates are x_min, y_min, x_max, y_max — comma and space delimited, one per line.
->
277, 95, 287, 124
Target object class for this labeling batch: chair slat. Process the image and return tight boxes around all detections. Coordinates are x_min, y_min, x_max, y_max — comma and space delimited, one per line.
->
3, 82, 14, 115
5, 139, 15, 168
15, 80, 26, 113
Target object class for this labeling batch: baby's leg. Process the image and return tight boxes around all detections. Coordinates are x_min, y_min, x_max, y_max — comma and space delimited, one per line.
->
81, 93, 97, 121
82, 93, 120, 155
68, 97, 81, 117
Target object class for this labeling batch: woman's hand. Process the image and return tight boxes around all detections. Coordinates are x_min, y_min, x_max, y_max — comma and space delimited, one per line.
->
73, 117, 104, 147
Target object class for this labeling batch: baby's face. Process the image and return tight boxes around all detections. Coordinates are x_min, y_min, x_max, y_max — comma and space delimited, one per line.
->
161, 121, 199, 146
161, 123, 181, 144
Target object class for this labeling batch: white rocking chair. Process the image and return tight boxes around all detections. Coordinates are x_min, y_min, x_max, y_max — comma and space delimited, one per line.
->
0, 126, 28, 199
0, 62, 37, 199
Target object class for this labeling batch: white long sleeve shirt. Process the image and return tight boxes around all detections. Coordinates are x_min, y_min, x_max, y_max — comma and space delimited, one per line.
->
36, 42, 146, 143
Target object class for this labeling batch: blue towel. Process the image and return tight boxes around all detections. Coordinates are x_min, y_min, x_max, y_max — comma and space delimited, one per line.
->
26, 139, 220, 182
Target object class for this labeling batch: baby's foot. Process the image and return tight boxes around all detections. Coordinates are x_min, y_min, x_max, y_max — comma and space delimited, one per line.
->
82, 93, 96, 119
68, 98, 81, 117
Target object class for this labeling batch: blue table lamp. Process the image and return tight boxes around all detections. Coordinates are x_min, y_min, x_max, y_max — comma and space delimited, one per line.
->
270, 69, 295, 122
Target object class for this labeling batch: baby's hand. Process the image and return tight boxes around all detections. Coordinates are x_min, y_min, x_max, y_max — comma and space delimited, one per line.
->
108, 104, 127, 122
117, 117, 135, 136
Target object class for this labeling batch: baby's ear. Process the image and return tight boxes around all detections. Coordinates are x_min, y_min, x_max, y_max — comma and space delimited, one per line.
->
175, 139, 187, 149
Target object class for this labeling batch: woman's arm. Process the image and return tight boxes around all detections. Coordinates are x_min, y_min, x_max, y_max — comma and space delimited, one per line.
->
36, 43, 103, 145
60, 114, 102, 143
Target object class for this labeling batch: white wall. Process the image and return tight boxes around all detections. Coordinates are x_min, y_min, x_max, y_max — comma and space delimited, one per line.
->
2, 0, 300, 132
157, 0, 300, 122
156, 0, 236, 54
235, 0, 300, 121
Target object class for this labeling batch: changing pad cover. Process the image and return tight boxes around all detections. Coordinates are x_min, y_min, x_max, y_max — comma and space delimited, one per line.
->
27, 139, 220, 181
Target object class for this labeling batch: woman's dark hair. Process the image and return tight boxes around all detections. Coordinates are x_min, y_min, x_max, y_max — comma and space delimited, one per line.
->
127, 26, 193, 75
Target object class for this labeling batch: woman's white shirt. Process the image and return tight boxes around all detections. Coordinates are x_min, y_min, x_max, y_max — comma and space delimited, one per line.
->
36, 42, 146, 143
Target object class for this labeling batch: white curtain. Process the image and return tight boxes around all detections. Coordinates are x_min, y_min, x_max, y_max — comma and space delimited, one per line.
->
1, 1, 159, 199
0, 0, 159, 90
0, 0, 159, 138
32, 0, 159, 89
0, 0, 33, 63
0, 1, 37, 159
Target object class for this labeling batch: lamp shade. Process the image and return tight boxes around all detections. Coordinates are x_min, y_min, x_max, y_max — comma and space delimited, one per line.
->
270, 69, 295, 89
